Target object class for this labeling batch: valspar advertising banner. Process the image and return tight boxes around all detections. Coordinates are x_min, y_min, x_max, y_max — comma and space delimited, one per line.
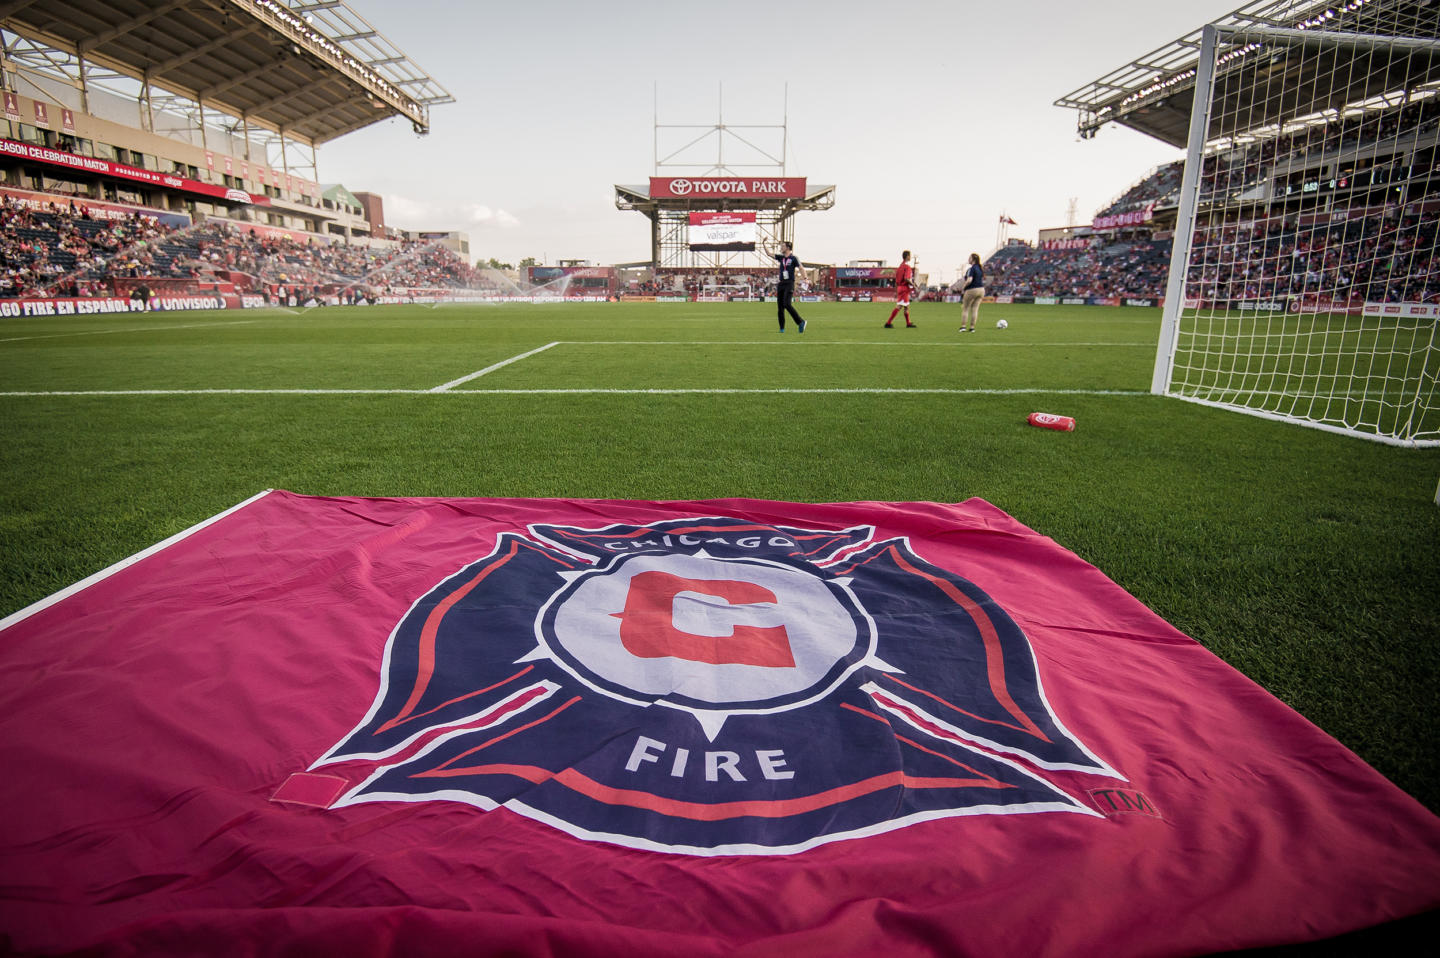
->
651, 177, 807, 199
688, 211, 757, 251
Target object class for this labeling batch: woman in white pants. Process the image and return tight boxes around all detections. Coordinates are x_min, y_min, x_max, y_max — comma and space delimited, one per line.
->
959, 253, 984, 333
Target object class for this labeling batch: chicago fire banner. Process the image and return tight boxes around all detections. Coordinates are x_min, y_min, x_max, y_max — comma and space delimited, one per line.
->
0, 491, 1436, 956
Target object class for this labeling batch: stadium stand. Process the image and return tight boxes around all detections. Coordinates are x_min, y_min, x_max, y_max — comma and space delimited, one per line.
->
1188, 207, 1440, 304
0, 2, 476, 308
984, 239, 1172, 300
1196, 97, 1440, 203
3, 5, 1435, 308
0, 195, 487, 302
985, 92, 1440, 305
1094, 161, 1184, 219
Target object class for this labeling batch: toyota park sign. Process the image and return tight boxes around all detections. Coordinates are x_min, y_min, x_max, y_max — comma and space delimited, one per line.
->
650, 176, 807, 200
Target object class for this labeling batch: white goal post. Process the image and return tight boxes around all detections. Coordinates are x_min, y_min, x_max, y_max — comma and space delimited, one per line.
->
1155, 20, 1440, 450
698, 283, 756, 301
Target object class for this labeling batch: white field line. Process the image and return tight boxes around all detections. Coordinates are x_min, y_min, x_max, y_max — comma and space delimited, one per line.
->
484, 387, 1153, 395
461, 387, 1151, 395
0, 319, 262, 344
0, 387, 1152, 397
0, 488, 277, 634
429, 341, 561, 392
0, 338, 1156, 396
572, 340, 1155, 347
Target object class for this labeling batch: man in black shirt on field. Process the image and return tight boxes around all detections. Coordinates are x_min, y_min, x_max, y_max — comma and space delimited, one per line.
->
772, 241, 807, 333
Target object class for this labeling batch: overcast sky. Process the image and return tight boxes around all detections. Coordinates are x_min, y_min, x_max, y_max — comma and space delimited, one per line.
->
318, 1, 1243, 282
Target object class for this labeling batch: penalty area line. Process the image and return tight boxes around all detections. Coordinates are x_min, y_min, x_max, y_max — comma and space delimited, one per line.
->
430, 342, 561, 392
0, 488, 277, 633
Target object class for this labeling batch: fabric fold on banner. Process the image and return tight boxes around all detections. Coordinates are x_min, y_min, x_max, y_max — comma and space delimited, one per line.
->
0, 490, 1436, 957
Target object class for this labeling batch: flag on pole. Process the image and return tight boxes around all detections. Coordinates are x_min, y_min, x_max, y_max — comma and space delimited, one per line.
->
1, 491, 1436, 956
1000, 214, 1017, 225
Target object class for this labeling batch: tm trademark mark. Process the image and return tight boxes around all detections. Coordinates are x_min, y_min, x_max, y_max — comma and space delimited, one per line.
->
1090, 788, 1162, 819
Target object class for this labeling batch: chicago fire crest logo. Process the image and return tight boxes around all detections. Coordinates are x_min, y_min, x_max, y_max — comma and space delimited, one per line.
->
314, 516, 1119, 855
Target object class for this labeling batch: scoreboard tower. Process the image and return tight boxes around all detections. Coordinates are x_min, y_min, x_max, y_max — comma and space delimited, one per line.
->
615, 96, 833, 271
615, 176, 835, 271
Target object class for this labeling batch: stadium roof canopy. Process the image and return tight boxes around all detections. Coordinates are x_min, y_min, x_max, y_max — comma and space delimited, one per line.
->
1055, 0, 1440, 148
0, 0, 453, 145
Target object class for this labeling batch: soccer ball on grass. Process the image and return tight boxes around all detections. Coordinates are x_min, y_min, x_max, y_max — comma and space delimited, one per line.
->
996, 319, 1009, 329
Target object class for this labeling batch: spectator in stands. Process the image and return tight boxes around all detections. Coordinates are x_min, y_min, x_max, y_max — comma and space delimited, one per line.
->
5, 91, 1439, 309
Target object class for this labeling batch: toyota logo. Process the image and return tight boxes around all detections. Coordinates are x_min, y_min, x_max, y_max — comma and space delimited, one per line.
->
670, 178, 693, 196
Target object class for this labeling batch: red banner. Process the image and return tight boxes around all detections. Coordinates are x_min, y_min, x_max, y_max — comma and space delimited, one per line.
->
0, 139, 268, 206
1, 492, 1435, 955
202, 215, 315, 245
1363, 301, 1440, 318
0, 294, 232, 317
687, 211, 757, 226
1092, 206, 1154, 230
650, 176, 807, 199
0, 186, 189, 226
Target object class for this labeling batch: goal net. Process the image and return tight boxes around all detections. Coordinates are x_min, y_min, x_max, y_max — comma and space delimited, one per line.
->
1154, 15, 1440, 447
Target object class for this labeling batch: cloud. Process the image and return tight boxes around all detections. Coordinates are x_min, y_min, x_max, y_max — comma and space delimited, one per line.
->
381, 195, 520, 231
468, 204, 520, 228
383, 193, 432, 223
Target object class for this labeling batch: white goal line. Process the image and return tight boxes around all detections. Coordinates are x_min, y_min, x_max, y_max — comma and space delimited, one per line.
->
0, 337, 1157, 397
0, 387, 1151, 397
573, 340, 1154, 347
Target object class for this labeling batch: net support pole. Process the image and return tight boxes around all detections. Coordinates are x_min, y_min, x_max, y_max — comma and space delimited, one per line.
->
1152, 23, 1219, 396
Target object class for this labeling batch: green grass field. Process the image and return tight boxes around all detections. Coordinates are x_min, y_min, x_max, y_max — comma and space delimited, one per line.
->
1171, 310, 1440, 441
2, 300, 1438, 824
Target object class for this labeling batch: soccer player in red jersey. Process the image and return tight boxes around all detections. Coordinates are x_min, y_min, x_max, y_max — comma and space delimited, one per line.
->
884, 250, 918, 328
